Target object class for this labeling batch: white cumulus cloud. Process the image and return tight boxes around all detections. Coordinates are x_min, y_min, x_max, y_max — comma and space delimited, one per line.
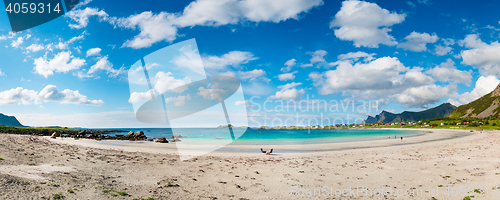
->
153, 71, 191, 94
66, 7, 109, 29
37, 85, 104, 106
86, 47, 101, 57
434, 45, 452, 56
165, 94, 191, 107
114, 0, 323, 48
25, 44, 45, 53
202, 51, 258, 69
397, 32, 438, 52
460, 34, 500, 77
278, 71, 298, 81
281, 58, 296, 72
391, 84, 455, 108
128, 89, 155, 104
330, 0, 405, 48
238, 69, 266, 80
309, 55, 454, 108
301, 50, 327, 67
11, 37, 24, 48
268, 82, 305, 101
86, 56, 125, 77
0, 87, 38, 105
0, 85, 103, 106
33, 51, 86, 78
426, 59, 472, 83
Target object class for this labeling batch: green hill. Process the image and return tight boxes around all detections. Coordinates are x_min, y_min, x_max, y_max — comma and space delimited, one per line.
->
365, 103, 456, 124
0, 113, 24, 127
450, 83, 500, 118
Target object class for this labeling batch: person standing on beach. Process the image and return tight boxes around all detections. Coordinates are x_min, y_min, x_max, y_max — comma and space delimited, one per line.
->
401, 136, 403, 141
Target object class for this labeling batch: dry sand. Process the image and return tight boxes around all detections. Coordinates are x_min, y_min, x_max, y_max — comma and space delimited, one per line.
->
0, 129, 499, 199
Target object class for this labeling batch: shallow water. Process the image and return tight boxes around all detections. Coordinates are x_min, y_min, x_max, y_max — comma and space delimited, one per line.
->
93, 128, 420, 145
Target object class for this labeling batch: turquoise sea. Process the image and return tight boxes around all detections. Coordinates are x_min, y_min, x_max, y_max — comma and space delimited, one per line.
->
94, 128, 421, 145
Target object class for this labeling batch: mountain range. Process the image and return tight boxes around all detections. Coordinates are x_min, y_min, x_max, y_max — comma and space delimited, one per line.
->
0, 113, 24, 127
365, 103, 457, 124
450, 83, 500, 118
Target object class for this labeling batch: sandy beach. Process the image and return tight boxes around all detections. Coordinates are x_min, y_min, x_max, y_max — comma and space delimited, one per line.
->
0, 128, 499, 199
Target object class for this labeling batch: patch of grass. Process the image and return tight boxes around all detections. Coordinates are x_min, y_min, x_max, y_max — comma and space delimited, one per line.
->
70, 179, 77, 182
67, 188, 74, 193
35, 186, 39, 189
474, 188, 483, 194
111, 194, 118, 197
52, 194, 64, 199
27, 163, 35, 166
496, 173, 500, 175
438, 185, 443, 187
117, 191, 128, 196
52, 184, 60, 187
21, 181, 30, 185
102, 190, 110, 193
0, 158, 4, 161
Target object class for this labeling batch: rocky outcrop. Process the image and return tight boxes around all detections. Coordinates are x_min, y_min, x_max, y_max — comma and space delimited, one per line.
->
126, 131, 134, 137
155, 137, 168, 143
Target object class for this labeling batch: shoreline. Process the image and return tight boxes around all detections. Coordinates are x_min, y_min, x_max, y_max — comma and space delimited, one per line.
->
44, 128, 474, 156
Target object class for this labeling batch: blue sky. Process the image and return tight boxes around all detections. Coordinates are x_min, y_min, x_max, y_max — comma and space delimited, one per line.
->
0, 0, 500, 128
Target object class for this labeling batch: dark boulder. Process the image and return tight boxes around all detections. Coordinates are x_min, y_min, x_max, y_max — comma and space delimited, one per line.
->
155, 137, 168, 143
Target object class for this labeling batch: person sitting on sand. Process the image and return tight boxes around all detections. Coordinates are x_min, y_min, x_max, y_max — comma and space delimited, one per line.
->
266, 148, 273, 155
